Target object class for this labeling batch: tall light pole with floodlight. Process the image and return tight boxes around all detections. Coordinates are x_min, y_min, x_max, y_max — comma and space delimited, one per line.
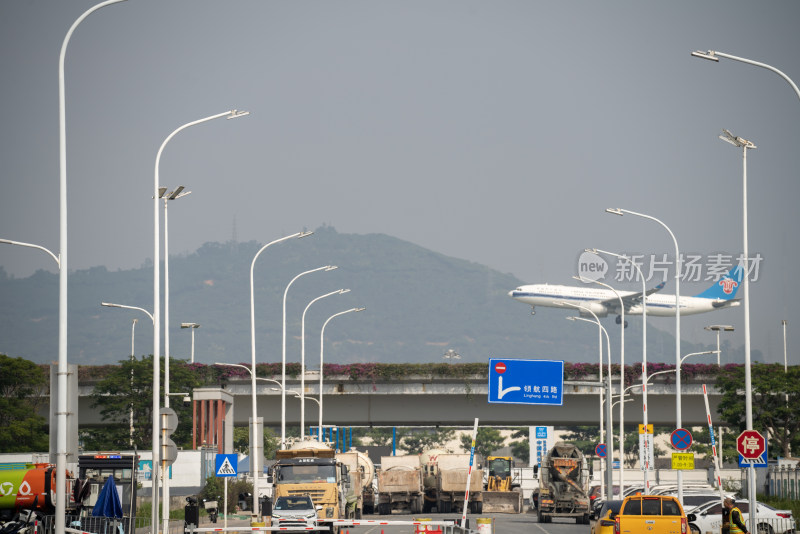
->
575, 275, 626, 496
281, 265, 336, 447
56, 4, 127, 533
181, 323, 201, 363
562, 302, 613, 494
248, 231, 312, 520
566, 315, 609, 500
318, 308, 365, 441
160, 185, 191, 528
300, 289, 349, 437
607, 207, 684, 503
717, 128, 758, 518
591, 248, 652, 492
704, 325, 734, 366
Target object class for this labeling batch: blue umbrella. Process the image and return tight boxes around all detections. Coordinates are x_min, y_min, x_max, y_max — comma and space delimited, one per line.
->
92, 475, 123, 518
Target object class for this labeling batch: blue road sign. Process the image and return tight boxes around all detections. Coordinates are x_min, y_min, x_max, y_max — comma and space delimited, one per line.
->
215, 453, 238, 477
671, 428, 693, 451
536, 427, 548, 439
596, 443, 607, 458
488, 359, 564, 406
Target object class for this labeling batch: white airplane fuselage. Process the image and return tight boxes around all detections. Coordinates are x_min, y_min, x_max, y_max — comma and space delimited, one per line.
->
509, 284, 740, 317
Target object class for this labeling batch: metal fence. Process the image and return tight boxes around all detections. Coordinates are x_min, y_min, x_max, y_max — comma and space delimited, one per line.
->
768, 465, 800, 500
37, 515, 153, 534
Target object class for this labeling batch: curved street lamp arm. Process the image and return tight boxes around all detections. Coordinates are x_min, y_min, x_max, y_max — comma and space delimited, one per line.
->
101, 301, 154, 324
0, 238, 60, 268
692, 50, 800, 103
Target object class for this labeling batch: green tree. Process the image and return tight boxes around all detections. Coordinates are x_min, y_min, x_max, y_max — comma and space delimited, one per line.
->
508, 427, 529, 464
362, 428, 397, 447
691, 426, 738, 466
232, 426, 280, 460
716, 364, 800, 458
0, 354, 49, 452
87, 356, 203, 450
561, 425, 602, 458
401, 428, 456, 454
460, 427, 505, 459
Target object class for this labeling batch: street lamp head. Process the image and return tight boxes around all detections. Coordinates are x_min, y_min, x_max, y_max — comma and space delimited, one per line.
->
720, 129, 756, 149
565, 316, 577, 321
157, 186, 168, 199
167, 186, 191, 200
227, 109, 250, 119
299, 231, 314, 239
605, 208, 624, 216
339, 289, 350, 295
355, 307, 366, 312
705, 325, 734, 332
691, 50, 719, 62
325, 265, 338, 271
181, 322, 200, 329
584, 248, 598, 254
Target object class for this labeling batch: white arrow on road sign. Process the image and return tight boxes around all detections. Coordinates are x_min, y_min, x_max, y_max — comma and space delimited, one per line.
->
497, 375, 521, 400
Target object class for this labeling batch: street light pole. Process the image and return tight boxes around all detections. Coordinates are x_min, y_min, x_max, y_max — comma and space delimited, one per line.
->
607, 207, 683, 503
300, 289, 349, 438
318, 308, 365, 441
56, 4, 126, 534
100, 302, 155, 452
704, 325, 734, 366
575, 276, 626, 496
281, 265, 335, 448
181, 323, 201, 363
154, 110, 247, 533
592, 249, 651, 492
131, 318, 137, 446
248, 231, 311, 520
566, 315, 607, 500
718, 128, 758, 521
563, 303, 613, 494
161, 186, 190, 532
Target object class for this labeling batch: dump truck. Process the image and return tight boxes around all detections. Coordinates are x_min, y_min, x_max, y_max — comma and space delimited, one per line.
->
335, 449, 374, 518
482, 456, 523, 514
535, 441, 590, 524
271, 442, 360, 522
421, 451, 483, 514
376, 455, 424, 514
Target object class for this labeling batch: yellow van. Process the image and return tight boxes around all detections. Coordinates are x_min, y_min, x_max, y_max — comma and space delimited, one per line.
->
613, 494, 696, 534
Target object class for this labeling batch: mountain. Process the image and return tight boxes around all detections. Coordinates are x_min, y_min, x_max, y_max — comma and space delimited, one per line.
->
0, 226, 743, 366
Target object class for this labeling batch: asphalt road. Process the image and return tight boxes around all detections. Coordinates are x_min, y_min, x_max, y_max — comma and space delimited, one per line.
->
207, 511, 591, 534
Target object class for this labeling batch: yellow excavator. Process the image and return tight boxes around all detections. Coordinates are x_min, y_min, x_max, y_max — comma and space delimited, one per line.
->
481, 456, 523, 513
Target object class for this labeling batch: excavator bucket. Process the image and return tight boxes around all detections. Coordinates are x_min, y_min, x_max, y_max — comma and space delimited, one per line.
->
481, 490, 523, 513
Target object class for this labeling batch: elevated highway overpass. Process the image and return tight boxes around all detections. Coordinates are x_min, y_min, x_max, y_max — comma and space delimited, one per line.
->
77, 372, 723, 428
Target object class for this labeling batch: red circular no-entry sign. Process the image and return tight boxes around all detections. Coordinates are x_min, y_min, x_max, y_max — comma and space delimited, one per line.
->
737, 430, 766, 459
494, 362, 507, 374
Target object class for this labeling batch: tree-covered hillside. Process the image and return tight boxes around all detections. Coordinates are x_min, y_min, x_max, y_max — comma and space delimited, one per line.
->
0, 226, 740, 366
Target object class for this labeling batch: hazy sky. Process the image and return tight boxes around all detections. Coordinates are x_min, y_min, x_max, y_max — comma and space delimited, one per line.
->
1, 1, 799, 362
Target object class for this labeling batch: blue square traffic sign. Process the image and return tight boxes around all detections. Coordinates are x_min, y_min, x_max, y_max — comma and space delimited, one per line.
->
488, 358, 564, 405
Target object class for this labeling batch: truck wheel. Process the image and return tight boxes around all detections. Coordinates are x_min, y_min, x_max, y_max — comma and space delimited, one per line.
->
476, 501, 483, 514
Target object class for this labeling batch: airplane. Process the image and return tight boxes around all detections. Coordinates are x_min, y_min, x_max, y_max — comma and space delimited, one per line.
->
509, 265, 743, 324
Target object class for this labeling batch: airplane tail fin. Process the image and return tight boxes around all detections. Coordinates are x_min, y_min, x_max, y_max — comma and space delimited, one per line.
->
693, 264, 744, 300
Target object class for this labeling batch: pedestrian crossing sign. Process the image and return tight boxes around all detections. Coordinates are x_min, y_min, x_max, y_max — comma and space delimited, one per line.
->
215, 454, 238, 477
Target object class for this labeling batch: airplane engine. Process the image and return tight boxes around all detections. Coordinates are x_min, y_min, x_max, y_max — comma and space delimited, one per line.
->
577, 302, 608, 317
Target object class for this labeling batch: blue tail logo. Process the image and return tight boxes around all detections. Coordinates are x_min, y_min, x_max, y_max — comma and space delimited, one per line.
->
693, 265, 744, 300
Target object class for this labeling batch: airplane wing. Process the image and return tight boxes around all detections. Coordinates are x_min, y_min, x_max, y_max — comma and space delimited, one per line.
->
597, 281, 666, 310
